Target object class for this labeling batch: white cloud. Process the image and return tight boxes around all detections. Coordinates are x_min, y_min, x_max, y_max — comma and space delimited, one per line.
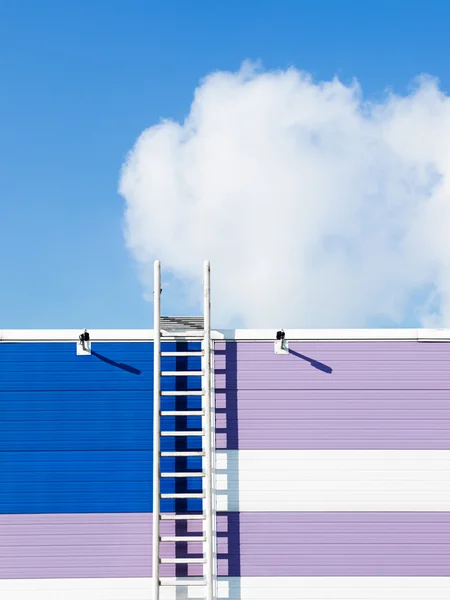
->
119, 64, 450, 328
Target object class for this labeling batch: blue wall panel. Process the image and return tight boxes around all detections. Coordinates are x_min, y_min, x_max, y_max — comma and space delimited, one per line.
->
0, 341, 203, 514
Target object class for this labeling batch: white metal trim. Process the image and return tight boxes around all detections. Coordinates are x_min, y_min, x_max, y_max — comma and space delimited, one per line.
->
212, 328, 428, 341
0, 330, 154, 342
152, 261, 161, 600
202, 260, 214, 600
3, 328, 450, 343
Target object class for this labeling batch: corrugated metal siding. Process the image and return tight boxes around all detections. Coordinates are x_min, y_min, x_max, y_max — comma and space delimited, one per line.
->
214, 340, 450, 449
217, 578, 450, 600
2, 337, 449, 596
0, 340, 203, 584
215, 341, 450, 594
0, 514, 204, 578
0, 341, 202, 513
216, 511, 450, 576
215, 450, 450, 512
1, 577, 449, 600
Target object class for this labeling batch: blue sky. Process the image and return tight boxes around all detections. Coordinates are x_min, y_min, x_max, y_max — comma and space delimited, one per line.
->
1, 0, 449, 328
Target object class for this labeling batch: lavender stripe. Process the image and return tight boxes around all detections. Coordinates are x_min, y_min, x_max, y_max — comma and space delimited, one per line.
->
6, 566, 450, 578
215, 342, 450, 449
217, 512, 450, 524
217, 438, 450, 449
214, 341, 450, 390
217, 413, 450, 428
214, 340, 450, 358
216, 388, 450, 402
0, 566, 204, 578
233, 545, 450, 555
215, 378, 450, 390
0, 513, 148, 525
0, 567, 150, 578
0, 545, 145, 557
0, 513, 203, 579
218, 410, 450, 419
216, 512, 450, 577
1, 512, 449, 578
218, 565, 450, 576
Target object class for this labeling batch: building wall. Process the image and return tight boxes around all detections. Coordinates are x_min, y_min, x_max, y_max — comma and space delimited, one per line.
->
0, 340, 203, 599
1, 337, 450, 599
214, 341, 450, 599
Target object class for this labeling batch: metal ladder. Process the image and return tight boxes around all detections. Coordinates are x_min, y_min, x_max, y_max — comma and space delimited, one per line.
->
153, 260, 214, 599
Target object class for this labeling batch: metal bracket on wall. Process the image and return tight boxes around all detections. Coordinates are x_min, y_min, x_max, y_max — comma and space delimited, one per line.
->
274, 329, 289, 354
76, 329, 91, 355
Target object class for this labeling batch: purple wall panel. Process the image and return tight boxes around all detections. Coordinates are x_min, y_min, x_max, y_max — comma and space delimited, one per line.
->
216, 512, 450, 577
214, 341, 450, 449
0, 514, 204, 579
6, 511, 449, 578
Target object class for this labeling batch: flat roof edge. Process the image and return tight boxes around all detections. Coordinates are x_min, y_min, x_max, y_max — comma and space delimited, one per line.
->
1, 328, 450, 342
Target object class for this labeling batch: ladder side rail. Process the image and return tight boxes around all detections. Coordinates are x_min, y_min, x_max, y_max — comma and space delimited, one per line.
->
203, 260, 214, 600
152, 260, 161, 600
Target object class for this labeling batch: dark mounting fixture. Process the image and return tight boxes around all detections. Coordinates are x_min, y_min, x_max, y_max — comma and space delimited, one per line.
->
79, 330, 90, 343
79, 329, 90, 352
276, 330, 285, 341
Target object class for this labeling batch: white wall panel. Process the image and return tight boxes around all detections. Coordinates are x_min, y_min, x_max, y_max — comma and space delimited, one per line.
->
217, 577, 450, 599
215, 450, 450, 511
2, 577, 450, 600
0, 579, 152, 600
0, 578, 204, 600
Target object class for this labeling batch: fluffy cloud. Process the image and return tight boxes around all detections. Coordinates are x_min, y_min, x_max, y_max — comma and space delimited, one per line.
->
119, 64, 450, 328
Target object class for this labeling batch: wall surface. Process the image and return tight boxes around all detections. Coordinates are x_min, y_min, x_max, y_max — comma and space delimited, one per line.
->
0, 340, 203, 599
1, 338, 450, 599
214, 341, 450, 599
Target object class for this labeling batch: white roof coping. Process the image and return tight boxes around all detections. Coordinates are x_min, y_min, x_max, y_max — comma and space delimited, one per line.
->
1, 328, 450, 342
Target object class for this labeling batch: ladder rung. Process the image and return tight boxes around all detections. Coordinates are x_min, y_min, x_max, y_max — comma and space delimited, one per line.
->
161, 390, 203, 396
160, 578, 206, 586
161, 410, 204, 416
161, 451, 205, 457
161, 472, 205, 477
161, 430, 204, 436
160, 493, 205, 499
160, 557, 206, 564
161, 351, 204, 357
160, 514, 206, 520
160, 535, 206, 542
161, 371, 203, 376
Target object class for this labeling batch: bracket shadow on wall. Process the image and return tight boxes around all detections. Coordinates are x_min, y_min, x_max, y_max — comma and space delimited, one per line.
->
274, 330, 333, 374
75, 329, 142, 375
289, 349, 333, 374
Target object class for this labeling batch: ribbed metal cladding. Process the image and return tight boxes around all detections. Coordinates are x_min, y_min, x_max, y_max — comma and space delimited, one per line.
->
160, 316, 204, 331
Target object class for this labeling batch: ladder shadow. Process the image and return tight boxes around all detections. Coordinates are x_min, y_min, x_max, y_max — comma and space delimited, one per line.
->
173, 341, 204, 581
215, 341, 242, 600
159, 339, 205, 595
